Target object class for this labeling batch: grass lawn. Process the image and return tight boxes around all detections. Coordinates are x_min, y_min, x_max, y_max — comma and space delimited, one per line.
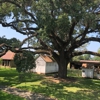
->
0, 68, 100, 100
0, 90, 26, 100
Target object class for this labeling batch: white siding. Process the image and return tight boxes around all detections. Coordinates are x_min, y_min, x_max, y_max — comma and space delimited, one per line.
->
35, 56, 46, 73
45, 62, 58, 73
35, 56, 58, 74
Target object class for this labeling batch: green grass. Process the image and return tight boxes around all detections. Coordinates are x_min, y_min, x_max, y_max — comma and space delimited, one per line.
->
0, 68, 100, 100
0, 90, 26, 100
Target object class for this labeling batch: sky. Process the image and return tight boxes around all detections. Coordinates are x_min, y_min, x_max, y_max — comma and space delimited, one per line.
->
0, 25, 26, 41
0, 24, 100, 52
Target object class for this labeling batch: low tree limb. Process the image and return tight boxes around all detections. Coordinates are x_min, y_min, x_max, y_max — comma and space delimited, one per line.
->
0, 49, 8, 57
72, 51, 100, 57
0, 21, 27, 35
20, 33, 37, 47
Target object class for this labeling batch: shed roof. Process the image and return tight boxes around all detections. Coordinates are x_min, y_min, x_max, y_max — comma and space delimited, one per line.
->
1, 50, 15, 60
40, 55, 54, 62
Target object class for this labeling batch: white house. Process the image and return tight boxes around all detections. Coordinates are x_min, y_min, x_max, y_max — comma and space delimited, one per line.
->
35, 55, 58, 74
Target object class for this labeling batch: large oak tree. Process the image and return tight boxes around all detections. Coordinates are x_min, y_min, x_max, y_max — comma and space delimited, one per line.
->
0, 0, 100, 78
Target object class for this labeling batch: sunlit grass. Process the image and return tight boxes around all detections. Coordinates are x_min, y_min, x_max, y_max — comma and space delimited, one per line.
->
15, 81, 41, 88
64, 87, 86, 93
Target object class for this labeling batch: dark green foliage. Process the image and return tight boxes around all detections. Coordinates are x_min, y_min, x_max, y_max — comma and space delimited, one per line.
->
92, 48, 100, 61
73, 54, 91, 61
0, 36, 21, 48
0, 58, 2, 65
8, 38, 21, 48
14, 51, 35, 73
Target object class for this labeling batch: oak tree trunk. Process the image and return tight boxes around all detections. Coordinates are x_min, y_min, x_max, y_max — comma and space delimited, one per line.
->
58, 50, 69, 78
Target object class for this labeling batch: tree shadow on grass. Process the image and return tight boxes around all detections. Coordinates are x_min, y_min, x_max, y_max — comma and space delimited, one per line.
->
55, 76, 100, 90
0, 68, 18, 77
17, 78, 100, 100
65, 77, 100, 90
0, 75, 43, 87
0, 90, 25, 100
0, 69, 20, 86
0, 69, 44, 87
18, 84, 100, 100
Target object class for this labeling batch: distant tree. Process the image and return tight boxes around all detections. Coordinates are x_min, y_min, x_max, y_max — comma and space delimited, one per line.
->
0, 36, 8, 44
0, 36, 21, 48
9, 38, 21, 48
83, 54, 91, 60
73, 54, 91, 61
93, 48, 100, 61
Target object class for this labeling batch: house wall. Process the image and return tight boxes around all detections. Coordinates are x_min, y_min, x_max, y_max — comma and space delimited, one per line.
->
2, 60, 10, 68
35, 56, 46, 74
45, 62, 58, 73
2, 60, 16, 68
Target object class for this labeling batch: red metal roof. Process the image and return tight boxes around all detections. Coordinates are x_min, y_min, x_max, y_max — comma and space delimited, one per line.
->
1, 50, 15, 60
41, 55, 54, 62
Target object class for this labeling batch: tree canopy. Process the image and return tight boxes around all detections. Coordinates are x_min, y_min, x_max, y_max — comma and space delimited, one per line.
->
0, 0, 100, 78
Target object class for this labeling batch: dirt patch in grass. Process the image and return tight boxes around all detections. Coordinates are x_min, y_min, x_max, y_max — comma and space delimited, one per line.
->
44, 76, 77, 83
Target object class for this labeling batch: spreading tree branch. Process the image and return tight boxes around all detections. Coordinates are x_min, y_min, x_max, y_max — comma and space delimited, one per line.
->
20, 47, 51, 55
0, 21, 27, 35
66, 21, 77, 46
69, 36, 100, 52
72, 51, 100, 57
20, 33, 37, 47
39, 39, 53, 52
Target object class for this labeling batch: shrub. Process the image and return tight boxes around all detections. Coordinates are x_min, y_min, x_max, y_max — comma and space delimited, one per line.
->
14, 51, 35, 73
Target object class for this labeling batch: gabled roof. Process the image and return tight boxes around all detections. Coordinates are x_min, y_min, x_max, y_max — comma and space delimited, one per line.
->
40, 55, 54, 62
1, 50, 15, 60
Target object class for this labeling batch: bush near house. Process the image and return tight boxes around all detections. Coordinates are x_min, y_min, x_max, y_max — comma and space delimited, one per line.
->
14, 51, 35, 73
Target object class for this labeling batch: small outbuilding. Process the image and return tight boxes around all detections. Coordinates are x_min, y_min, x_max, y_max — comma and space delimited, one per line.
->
71, 60, 100, 79
35, 55, 58, 74
1, 50, 16, 68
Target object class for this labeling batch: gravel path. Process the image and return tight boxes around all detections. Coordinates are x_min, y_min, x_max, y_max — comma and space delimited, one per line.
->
0, 86, 57, 100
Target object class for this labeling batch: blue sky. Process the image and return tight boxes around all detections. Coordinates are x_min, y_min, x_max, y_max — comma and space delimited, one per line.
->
0, 25, 100, 52
0, 25, 26, 41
